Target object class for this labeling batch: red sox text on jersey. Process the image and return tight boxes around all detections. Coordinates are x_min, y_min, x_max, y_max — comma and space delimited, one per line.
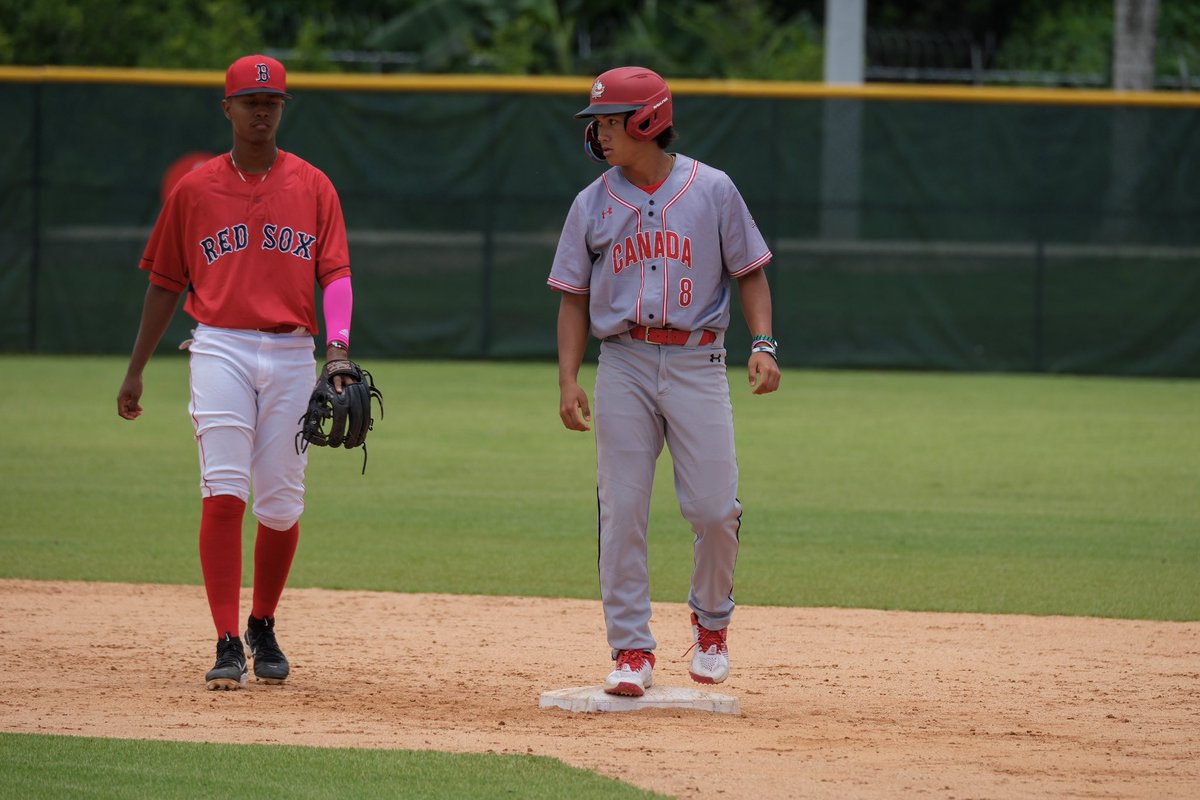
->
142, 150, 351, 333
200, 224, 317, 266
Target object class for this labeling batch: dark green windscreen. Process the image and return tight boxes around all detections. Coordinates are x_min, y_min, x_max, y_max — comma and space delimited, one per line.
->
3, 81, 1197, 376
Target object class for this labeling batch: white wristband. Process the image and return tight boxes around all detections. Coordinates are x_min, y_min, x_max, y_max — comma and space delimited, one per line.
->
751, 344, 778, 362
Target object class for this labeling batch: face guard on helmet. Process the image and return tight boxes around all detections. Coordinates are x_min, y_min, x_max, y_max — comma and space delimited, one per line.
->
576, 66, 673, 162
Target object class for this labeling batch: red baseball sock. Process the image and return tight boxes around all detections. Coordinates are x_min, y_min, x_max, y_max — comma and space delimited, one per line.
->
251, 521, 299, 620
199, 495, 246, 639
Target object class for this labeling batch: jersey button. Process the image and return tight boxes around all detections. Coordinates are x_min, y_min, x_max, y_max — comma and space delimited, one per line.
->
651, 265, 657, 270
647, 211, 654, 217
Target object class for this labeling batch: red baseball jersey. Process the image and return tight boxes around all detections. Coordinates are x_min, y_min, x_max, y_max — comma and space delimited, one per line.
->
141, 150, 350, 333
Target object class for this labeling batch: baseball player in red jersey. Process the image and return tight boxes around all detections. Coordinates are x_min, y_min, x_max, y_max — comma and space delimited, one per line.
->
117, 55, 358, 690
549, 67, 781, 697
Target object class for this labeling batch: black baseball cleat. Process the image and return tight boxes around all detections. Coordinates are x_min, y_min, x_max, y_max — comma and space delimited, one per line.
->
205, 633, 248, 690
244, 615, 290, 683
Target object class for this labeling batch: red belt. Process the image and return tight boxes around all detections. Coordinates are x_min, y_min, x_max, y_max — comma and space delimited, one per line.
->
257, 324, 301, 334
629, 325, 717, 346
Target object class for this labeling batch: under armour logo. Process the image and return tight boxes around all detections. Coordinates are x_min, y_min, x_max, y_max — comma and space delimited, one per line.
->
256, 63, 270, 82
710, 353, 723, 363
601, 206, 613, 219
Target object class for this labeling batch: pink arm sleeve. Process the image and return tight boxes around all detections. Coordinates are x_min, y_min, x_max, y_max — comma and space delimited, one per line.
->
322, 276, 353, 347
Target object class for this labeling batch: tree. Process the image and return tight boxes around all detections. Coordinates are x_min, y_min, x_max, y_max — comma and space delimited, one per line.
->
1155, 2, 1200, 86
0, 0, 261, 68
581, 0, 822, 80
992, 1, 1113, 79
361, 0, 584, 74
4, 0, 1198, 88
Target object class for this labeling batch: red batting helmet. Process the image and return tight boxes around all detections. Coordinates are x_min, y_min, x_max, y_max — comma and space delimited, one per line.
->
575, 66, 673, 141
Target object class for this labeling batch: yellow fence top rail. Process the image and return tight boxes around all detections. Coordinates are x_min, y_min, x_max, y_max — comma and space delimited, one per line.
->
2, 65, 1198, 108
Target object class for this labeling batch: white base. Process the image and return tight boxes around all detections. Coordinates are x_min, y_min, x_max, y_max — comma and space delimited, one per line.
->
539, 684, 740, 714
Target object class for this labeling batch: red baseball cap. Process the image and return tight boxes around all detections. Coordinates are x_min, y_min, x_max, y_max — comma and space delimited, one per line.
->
225, 54, 292, 99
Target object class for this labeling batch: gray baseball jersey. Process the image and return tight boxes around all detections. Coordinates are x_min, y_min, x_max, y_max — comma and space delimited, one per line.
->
548, 153, 771, 656
548, 154, 771, 338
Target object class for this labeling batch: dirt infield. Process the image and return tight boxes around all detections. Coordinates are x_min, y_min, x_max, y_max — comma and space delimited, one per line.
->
1, 579, 1197, 799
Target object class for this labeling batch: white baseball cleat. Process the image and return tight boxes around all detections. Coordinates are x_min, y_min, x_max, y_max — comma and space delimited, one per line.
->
686, 612, 729, 684
604, 649, 655, 696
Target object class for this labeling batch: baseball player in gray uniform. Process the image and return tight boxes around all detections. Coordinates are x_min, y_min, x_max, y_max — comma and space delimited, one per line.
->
549, 66, 780, 697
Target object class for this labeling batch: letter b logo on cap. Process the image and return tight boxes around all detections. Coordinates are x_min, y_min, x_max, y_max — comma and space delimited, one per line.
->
225, 54, 292, 99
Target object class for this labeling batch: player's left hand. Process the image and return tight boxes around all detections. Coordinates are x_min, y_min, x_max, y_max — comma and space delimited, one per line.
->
748, 352, 780, 395
330, 372, 358, 394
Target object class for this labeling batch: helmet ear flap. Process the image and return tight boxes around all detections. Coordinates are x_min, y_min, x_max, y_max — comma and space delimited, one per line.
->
623, 84, 671, 141
626, 108, 654, 140
583, 119, 605, 162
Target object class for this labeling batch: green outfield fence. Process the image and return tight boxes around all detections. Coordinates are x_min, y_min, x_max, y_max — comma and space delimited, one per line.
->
2, 67, 1198, 376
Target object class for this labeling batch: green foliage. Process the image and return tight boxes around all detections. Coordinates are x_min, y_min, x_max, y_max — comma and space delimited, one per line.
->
1156, 2, 1200, 79
0, 733, 667, 800
2, 0, 1185, 86
994, 0, 1112, 74
0, 0, 125, 66
135, 0, 263, 69
870, 0, 1014, 32
258, 0, 414, 53
362, 0, 583, 75
674, 1, 823, 79
288, 16, 343, 73
0, 0, 811, 80
0, 0, 262, 68
362, 0, 484, 73
578, 0, 821, 80
481, 0, 578, 75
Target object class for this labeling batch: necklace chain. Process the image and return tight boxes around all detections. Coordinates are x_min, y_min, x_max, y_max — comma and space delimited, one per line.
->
229, 150, 277, 183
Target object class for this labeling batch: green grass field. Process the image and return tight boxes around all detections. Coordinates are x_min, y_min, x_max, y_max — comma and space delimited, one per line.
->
3, 355, 1196, 617
1, 355, 1197, 797
0, 733, 667, 800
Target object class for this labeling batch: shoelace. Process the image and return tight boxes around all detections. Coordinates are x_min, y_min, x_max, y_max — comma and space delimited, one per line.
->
682, 625, 728, 658
215, 636, 244, 667
250, 629, 285, 661
615, 650, 651, 672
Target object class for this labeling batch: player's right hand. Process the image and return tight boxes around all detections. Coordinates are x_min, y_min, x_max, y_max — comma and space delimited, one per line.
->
117, 376, 144, 420
559, 383, 592, 432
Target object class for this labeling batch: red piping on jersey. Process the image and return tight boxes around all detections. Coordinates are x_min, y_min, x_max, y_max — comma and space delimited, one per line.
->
659, 258, 667, 327
603, 174, 645, 324
602, 173, 643, 224
655, 160, 699, 327
547, 276, 589, 294
729, 250, 773, 277
658, 160, 699, 230
639, 256, 650, 327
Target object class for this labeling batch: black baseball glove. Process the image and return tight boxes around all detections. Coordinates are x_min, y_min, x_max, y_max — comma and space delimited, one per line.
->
296, 359, 384, 472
